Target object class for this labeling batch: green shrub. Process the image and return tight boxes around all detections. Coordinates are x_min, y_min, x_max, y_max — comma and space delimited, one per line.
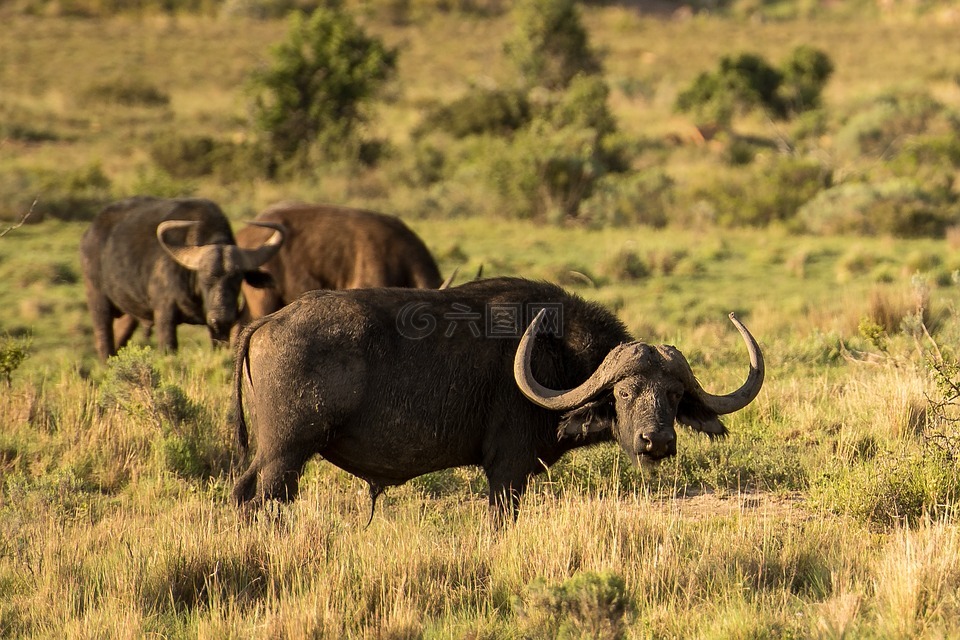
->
148, 134, 266, 182
97, 346, 224, 479
0, 334, 31, 387
504, 0, 601, 90
835, 91, 960, 159
777, 44, 834, 116
693, 155, 829, 227
676, 46, 832, 126
797, 179, 958, 237
579, 169, 674, 228
414, 88, 531, 139
248, 6, 397, 170
516, 571, 633, 640
887, 133, 960, 198
812, 450, 960, 528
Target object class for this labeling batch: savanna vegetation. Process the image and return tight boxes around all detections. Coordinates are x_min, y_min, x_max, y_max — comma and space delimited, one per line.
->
3, 0, 960, 636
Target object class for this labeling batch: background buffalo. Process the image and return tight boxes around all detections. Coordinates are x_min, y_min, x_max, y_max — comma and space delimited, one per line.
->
80, 196, 284, 360
233, 202, 444, 329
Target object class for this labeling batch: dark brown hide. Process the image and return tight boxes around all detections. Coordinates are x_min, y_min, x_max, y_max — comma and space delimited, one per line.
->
234, 203, 443, 324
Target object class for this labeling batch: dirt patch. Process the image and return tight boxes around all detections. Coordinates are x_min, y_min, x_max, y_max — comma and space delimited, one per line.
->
658, 490, 812, 521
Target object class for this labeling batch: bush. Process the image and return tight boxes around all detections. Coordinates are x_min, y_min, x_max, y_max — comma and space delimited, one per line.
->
414, 88, 531, 139
777, 45, 834, 116
0, 334, 31, 387
887, 134, 960, 198
516, 571, 634, 640
97, 346, 225, 479
579, 169, 674, 228
675, 46, 832, 127
676, 52, 783, 127
797, 179, 959, 237
248, 6, 398, 170
835, 91, 960, 159
693, 155, 830, 227
504, 0, 601, 90
812, 450, 960, 528
149, 134, 266, 182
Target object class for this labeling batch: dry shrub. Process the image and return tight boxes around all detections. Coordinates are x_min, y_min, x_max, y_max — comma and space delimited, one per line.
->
865, 285, 929, 334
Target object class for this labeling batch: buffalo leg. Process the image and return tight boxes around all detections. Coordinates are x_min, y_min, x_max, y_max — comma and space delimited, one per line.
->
232, 457, 261, 506
233, 451, 310, 507
84, 287, 116, 361
485, 470, 528, 524
154, 308, 178, 353
257, 452, 311, 503
113, 315, 139, 350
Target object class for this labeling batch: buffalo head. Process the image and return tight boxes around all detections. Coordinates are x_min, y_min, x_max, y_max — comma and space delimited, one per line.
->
157, 220, 285, 340
514, 311, 764, 461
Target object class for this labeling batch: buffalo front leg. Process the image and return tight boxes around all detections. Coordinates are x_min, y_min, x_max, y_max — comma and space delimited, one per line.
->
154, 308, 179, 353
85, 288, 116, 361
485, 470, 528, 525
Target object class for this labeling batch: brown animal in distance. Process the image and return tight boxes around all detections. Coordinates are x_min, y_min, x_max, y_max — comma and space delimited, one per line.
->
233, 202, 444, 327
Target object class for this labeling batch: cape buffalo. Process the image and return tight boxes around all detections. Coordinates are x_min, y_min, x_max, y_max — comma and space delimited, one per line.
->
80, 196, 284, 360
233, 203, 444, 329
232, 277, 763, 520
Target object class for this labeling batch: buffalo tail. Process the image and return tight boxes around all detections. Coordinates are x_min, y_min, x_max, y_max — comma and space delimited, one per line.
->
233, 316, 269, 456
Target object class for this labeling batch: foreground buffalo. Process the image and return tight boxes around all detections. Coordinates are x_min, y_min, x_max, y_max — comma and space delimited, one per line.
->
233, 203, 443, 327
232, 277, 763, 519
80, 196, 284, 360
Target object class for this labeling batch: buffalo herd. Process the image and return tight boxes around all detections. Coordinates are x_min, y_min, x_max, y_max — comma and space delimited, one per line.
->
79, 195, 764, 521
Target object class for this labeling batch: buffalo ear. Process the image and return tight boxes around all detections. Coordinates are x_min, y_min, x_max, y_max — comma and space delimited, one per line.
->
676, 394, 728, 438
243, 270, 275, 289
558, 398, 615, 438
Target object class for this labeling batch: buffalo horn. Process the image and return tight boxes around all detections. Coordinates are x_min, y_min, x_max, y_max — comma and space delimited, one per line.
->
680, 312, 764, 415
238, 221, 286, 270
514, 309, 634, 411
438, 267, 460, 290
156, 220, 207, 270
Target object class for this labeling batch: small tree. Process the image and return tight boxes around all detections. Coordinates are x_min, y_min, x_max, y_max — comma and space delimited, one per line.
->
676, 46, 833, 128
0, 334, 31, 387
504, 0, 601, 90
778, 45, 834, 116
249, 7, 397, 170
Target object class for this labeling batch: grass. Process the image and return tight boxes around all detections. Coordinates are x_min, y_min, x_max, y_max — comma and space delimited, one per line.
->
4, 3, 960, 637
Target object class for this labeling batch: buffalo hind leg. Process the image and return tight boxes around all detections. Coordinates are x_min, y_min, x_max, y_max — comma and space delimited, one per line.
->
233, 451, 311, 509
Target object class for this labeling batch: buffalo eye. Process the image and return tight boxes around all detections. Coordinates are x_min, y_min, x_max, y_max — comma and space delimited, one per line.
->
617, 388, 630, 400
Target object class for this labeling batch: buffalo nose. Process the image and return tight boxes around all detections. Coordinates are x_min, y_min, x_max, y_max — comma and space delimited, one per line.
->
641, 431, 677, 458
207, 319, 231, 340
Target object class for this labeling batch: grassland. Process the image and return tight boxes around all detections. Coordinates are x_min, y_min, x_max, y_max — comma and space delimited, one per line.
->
3, 3, 960, 638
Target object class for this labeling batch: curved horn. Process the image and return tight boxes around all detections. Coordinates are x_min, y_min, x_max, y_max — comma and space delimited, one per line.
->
514, 309, 635, 411
157, 220, 206, 271
238, 221, 285, 270
684, 312, 764, 415
439, 267, 460, 290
